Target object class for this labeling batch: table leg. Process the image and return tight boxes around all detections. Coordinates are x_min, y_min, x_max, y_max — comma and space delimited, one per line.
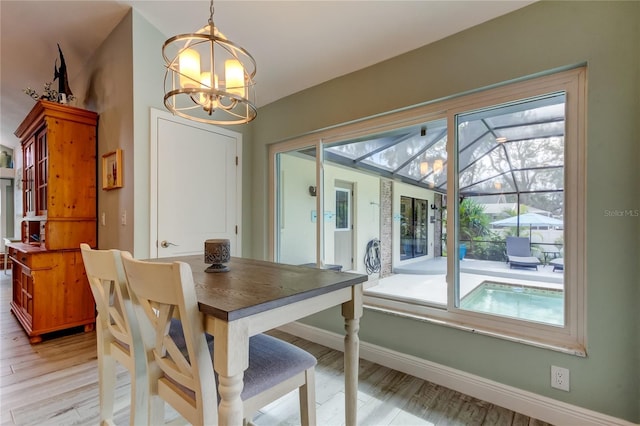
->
217, 373, 244, 425
341, 283, 363, 426
213, 320, 249, 426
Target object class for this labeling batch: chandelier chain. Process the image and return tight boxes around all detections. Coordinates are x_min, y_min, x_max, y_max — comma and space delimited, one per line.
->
209, 0, 215, 26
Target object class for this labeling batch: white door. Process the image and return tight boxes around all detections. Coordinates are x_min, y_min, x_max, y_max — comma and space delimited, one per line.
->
334, 182, 354, 271
150, 109, 241, 258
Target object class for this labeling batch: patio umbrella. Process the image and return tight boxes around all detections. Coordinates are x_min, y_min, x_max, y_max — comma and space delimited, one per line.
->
491, 212, 564, 237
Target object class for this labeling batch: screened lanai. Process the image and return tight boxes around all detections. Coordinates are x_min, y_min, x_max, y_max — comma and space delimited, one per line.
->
305, 91, 567, 275
323, 93, 565, 219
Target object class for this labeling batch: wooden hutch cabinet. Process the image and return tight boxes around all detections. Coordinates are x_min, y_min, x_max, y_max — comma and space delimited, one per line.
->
8, 100, 97, 343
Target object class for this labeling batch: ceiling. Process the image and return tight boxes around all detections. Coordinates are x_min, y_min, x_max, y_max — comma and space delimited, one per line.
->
0, 0, 536, 150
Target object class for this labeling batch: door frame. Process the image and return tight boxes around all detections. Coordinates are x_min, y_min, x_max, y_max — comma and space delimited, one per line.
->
149, 108, 242, 258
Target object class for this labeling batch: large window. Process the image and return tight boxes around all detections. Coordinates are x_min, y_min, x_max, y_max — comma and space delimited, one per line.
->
454, 93, 567, 325
269, 67, 586, 354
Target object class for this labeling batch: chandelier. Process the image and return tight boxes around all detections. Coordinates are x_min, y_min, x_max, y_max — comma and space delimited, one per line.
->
162, 0, 257, 125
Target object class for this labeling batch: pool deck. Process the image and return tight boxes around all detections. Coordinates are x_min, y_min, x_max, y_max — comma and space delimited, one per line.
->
366, 256, 563, 305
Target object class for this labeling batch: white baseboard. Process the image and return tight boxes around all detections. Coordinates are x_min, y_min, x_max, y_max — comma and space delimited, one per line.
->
278, 322, 636, 426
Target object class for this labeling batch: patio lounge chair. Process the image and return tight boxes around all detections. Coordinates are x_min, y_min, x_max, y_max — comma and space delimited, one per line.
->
549, 258, 564, 272
506, 236, 541, 270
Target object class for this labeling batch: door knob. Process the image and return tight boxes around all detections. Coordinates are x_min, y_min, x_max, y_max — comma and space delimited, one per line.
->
160, 240, 178, 248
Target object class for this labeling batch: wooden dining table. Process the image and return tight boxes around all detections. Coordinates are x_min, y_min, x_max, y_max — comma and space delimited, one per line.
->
158, 255, 367, 426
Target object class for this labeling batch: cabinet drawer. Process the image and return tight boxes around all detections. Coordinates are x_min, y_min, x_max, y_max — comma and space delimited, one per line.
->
9, 249, 55, 269
8, 247, 24, 263
10, 249, 33, 268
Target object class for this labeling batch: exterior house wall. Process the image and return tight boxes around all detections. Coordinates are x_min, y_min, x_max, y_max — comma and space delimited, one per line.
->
278, 154, 317, 265
379, 180, 393, 277
278, 153, 381, 274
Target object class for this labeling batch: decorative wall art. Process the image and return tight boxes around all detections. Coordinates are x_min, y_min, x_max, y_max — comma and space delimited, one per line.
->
102, 149, 123, 190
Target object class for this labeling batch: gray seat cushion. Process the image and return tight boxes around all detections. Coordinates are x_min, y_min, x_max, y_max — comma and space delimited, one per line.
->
168, 319, 316, 401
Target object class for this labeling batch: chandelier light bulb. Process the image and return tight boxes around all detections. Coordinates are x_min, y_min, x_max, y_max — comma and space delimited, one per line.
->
179, 48, 201, 89
225, 59, 245, 98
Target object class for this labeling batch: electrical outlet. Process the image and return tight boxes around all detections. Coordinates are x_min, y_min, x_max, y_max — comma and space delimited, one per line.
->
551, 365, 570, 391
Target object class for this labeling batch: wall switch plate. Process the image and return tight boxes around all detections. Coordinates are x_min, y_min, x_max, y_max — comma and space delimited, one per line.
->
551, 365, 570, 391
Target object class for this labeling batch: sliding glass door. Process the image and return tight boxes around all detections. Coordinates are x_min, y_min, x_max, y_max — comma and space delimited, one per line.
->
400, 196, 428, 260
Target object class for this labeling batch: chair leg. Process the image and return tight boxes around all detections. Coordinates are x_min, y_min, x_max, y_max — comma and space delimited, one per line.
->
299, 368, 316, 426
127, 339, 155, 426
129, 364, 151, 426
145, 355, 166, 425
97, 327, 116, 425
148, 395, 166, 425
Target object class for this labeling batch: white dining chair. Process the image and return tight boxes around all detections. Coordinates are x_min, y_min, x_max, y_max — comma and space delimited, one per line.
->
120, 252, 317, 426
80, 244, 149, 425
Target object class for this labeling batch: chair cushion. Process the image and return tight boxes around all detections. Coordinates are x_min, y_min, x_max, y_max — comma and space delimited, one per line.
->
242, 333, 316, 399
168, 319, 316, 401
508, 255, 540, 265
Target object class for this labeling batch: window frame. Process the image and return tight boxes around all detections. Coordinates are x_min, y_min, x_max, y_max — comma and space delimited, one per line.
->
268, 67, 586, 355
443, 69, 586, 354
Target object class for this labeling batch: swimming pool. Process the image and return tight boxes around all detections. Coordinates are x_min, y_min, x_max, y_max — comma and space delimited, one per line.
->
461, 281, 564, 325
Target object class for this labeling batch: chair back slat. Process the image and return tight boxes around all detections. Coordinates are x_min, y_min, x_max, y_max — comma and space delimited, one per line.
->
108, 305, 131, 344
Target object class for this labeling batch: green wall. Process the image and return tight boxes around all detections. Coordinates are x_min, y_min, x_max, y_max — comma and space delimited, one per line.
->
249, 1, 639, 421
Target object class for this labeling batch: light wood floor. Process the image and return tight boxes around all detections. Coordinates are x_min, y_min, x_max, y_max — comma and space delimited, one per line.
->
0, 272, 551, 425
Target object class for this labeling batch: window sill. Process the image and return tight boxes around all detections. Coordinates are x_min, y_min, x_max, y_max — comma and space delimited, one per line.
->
363, 295, 587, 357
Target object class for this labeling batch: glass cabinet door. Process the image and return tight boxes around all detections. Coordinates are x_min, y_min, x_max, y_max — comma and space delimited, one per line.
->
23, 137, 35, 216
36, 132, 48, 215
